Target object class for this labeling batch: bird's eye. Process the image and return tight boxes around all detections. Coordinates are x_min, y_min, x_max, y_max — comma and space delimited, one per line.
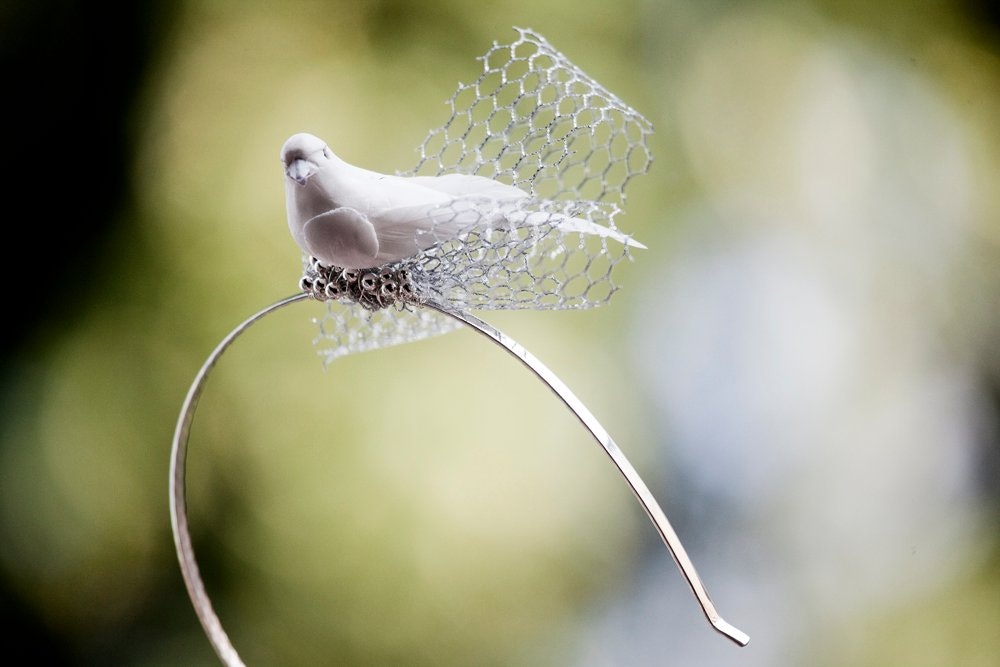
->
322, 147, 332, 159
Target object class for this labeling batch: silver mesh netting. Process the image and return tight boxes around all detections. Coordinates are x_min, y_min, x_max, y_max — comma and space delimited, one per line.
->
311, 27, 652, 363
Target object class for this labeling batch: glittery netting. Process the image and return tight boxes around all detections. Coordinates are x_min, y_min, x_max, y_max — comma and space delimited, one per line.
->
309, 27, 652, 363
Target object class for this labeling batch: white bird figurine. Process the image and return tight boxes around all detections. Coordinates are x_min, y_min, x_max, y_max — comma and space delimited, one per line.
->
281, 132, 645, 269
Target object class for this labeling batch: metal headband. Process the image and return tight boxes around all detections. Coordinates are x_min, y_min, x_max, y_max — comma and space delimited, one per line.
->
170, 27, 748, 666
170, 291, 748, 666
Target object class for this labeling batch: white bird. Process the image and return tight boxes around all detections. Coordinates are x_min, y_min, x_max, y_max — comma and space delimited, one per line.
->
281, 132, 645, 269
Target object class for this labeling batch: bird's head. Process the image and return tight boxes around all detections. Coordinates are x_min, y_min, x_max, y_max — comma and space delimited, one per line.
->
281, 133, 334, 186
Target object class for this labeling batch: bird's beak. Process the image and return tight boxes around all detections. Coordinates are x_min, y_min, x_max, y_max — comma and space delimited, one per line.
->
285, 158, 316, 186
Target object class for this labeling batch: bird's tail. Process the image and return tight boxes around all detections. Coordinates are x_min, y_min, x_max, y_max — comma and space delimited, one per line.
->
504, 205, 646, 249
419, 196, 646, 250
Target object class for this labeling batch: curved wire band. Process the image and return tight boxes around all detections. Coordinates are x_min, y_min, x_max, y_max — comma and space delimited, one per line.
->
169, 294, 748, 667
170, 293, 309, 667
428, 302, 749, 647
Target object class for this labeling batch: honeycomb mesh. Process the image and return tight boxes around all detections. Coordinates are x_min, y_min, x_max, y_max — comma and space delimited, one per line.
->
409, 27, 652, 208
314, 301, 463, 361
313, 27, 652, 363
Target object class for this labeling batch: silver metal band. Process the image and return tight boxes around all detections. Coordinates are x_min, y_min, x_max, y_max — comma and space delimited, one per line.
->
170, 293, 309, 667
169, 293, 747, 666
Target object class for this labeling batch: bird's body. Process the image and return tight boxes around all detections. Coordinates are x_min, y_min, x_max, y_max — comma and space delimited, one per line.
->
281, 132, 643, 269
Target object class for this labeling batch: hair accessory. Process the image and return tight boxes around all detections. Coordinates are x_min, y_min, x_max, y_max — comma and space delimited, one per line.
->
170, 27, 748, 666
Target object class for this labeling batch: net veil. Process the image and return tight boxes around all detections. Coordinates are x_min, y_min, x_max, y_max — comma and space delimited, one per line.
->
305, 27, 653, 363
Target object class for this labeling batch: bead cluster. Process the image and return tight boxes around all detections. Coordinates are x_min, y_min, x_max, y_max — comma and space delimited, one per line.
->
299, 258, 422, 311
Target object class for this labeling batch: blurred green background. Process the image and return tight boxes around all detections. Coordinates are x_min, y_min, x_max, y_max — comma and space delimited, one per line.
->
1, 1, 998, 665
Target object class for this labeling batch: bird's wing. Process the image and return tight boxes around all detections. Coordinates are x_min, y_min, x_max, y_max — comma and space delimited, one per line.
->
369, 201, 478, 263
302, 207, 380, 269
407, 173, 529, 200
